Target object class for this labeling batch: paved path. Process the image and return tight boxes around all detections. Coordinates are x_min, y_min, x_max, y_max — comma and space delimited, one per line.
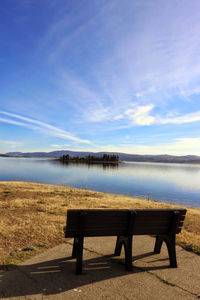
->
0, 236, 200, 299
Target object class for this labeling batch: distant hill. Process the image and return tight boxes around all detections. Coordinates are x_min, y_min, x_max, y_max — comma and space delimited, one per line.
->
3, 150, 200, 164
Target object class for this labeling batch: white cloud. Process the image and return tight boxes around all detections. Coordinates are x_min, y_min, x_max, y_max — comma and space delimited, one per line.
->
0, 117, 37, 129
135, 87, 156, 98
113, 114, 124, 121
160, 111, 200, 125
0, 140, 22, 152
0, 111, 91, 144
83, 107, 112, 122
125, 105, 155, 126
119, 106, 200, 127
50, 143, 70, 149
179, 87, 200, 99
50, 144, 62, 148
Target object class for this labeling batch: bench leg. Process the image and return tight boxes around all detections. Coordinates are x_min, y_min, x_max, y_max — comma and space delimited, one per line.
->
74, 237, 84, 275
154, 235, 164, 254
124, 236, 133, 271
72, 238, 78, 258
165, 235, 177, 268
154, 234, 177, 268
114, 236, 123, 256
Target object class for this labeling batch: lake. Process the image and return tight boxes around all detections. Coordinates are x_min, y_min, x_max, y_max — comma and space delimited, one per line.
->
0, 157, 200, 207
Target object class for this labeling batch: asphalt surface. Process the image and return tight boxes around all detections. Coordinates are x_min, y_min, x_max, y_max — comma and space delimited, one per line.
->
0, 235, 199, 299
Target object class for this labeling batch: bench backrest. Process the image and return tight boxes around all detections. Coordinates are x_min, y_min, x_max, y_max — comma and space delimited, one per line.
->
65, 209, 186, 238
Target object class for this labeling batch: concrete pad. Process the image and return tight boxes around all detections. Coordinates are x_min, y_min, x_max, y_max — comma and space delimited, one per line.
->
130, 236, 200, 296
0, 236, 199, 299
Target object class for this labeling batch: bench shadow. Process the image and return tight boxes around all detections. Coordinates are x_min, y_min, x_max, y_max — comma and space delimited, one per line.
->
0, 252, 171, 298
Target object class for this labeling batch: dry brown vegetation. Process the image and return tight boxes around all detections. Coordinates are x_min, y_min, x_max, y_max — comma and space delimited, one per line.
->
0, 181, 199, 266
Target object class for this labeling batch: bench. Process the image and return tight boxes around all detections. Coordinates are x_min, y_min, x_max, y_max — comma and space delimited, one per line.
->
64, 209, 187, 274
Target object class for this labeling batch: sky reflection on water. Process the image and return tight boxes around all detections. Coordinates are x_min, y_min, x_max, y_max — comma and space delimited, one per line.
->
0, 157, 200, 207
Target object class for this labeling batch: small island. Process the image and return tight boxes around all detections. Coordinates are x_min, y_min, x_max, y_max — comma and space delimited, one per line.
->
59, 154, 120, 164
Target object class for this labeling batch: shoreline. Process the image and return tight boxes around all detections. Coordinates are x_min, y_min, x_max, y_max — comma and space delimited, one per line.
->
0, 181, 199, 267
1, 178, 200, 209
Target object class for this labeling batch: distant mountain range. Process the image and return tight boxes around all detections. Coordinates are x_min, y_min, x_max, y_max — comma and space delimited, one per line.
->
2, 150, 200, 164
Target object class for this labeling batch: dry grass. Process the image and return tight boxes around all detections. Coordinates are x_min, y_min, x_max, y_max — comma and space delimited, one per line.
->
0, 181, 199, 266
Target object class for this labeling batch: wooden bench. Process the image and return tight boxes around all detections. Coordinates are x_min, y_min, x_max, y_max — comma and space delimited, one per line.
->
64, 209, 187, 274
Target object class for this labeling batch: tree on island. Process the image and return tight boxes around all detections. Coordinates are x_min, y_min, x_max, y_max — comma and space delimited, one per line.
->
60, 154, 119, 163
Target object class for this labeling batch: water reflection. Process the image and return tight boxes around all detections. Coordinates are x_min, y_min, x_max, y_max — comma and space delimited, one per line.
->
0, 157, 200, 207
119, 162, 200, 193
57, 160, 119, 170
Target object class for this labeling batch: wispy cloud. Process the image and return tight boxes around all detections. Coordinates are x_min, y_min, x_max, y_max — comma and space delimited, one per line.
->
90, 1, 200, 111
44, 1, 200, 130
40, 1, 110, 63
160, 111, 200, 125
50, 144, 62, 148
0, 117, 35, 128
0, 139, 22, 149
135, 87, 156, 98
0, 111, 91, 144
50, 143, 70, 149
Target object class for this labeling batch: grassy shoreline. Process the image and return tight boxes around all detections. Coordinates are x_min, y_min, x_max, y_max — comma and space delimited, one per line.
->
0, 181, 199, 267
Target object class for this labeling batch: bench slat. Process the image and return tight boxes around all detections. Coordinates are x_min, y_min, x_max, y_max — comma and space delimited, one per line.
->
65, 209, 186, 237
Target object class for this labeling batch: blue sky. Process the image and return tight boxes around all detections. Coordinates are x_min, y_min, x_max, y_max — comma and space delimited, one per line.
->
1, 0, 200, 155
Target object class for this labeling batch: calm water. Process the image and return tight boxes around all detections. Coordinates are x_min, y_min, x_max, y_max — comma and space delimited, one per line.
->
0, 157, 200, 207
